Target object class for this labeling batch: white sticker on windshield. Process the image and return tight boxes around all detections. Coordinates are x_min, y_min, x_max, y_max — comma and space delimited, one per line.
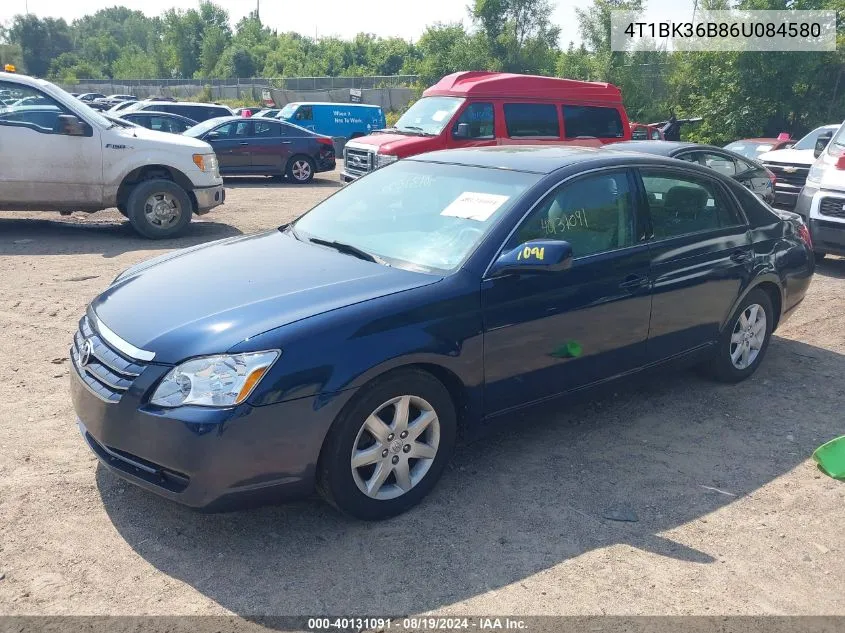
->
431, 110, 450, 122
441, 192, 510, 222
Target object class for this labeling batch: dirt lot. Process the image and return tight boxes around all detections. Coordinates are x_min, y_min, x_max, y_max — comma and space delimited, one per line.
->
1, 168, 844, 621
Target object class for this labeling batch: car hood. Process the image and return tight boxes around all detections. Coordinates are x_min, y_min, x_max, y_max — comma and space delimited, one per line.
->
758, 148, 815, 165
346, 133, 439, 156
110, 123, 212, 151
91, 231, 440, 364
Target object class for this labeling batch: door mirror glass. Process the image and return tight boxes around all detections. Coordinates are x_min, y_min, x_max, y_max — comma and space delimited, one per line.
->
57, 114, 87, 136
206, 131, 221, 140
815, 131, 833, 158
454, 122, 470, 138
489, 240, 573, 276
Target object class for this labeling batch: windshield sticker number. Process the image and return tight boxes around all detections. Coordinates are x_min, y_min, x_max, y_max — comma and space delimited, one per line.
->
517, 246, 545, 261
441, 192, 510, 222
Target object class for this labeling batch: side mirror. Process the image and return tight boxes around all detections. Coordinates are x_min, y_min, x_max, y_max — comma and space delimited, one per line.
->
815, 131, 833, 158
454, 122, 470, 138
57, 114, 88, 136
488, 240, 574, 277
205, 131, 221, 141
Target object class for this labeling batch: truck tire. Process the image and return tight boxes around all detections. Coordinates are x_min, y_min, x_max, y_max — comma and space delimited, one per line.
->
126, 179, 192, 239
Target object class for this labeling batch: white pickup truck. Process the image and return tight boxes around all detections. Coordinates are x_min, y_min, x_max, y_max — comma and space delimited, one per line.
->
0, 71, 225, 239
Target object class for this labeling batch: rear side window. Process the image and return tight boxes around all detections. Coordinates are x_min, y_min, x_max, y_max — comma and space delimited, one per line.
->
503, 103, 559, 138
640, 170, 743, 239
563, 105, 624, 139
254, 120, 279, 137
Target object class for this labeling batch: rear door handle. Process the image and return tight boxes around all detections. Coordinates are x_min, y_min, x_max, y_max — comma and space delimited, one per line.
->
239, 142, 249, 146
619, 274, 649, 290
281, 141, 292, 144
730, 250, 751, 263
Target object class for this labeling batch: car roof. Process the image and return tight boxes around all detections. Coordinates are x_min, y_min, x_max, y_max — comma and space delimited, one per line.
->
734, 138, 787, 143
285, 102, 382, 109
409, 145, 695, 174
122, 110, 196, 121
142, 101, 230, 108
603, 140, 703, 155
424, 71, 622, 103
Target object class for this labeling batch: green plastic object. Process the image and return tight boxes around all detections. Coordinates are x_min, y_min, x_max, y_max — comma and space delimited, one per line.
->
813, 436, 845, 480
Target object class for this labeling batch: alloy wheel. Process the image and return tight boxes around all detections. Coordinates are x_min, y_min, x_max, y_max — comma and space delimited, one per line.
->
143, 192, 181, 227
292, 160, 312, 182
730, 303, 767, 370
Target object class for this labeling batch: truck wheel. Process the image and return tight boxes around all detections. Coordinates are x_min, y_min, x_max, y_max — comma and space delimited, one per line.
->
286, 155, 315, 184
126, 179, 192, 239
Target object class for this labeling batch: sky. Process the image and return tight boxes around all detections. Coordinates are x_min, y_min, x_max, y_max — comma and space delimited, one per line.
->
1, 0, 695, 49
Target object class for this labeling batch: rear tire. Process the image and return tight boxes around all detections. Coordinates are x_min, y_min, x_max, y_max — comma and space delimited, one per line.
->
814, 251, 827, 261
126, 179, 192, 239
317, 368, 457, 520
286, 155, 315, 184
705, 288, 773, 383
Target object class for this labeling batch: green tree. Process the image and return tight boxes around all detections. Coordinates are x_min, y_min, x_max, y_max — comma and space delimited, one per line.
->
8, 15, 73, 76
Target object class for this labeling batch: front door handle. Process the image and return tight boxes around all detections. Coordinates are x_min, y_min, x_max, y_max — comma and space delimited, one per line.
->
619, 274, 648, 290
730, 250, 751, 263
239, 142, 249, 146
281, 141, 292, 144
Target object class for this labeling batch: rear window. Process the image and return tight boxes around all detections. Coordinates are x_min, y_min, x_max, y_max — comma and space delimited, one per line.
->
145, 103, 228, 122
563, 105, 624, 139
503, 103, 559, 138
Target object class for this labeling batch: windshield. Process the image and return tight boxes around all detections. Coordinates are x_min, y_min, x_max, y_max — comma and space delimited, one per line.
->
292, 160, 539, 273
183, 117, 231, 137
794, 127, 835, 151
279, 104, 298, 118
393, 97, 465, 136
724, 141, 773, 159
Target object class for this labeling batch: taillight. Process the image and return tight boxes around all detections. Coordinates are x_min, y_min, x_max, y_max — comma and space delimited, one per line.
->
765, 168, 777, 187
835, 155, 845, 170
317, 136, 333, 147
798, 223, 813, 249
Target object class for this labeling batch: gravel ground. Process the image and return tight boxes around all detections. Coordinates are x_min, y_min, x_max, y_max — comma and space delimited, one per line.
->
0, 168, 844, 621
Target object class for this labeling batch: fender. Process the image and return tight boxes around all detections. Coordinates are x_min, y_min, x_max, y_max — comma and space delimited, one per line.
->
721, 268, 783, 334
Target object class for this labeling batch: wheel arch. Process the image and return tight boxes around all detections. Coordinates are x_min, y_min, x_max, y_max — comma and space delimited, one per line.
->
117, 165, 197, 213
723, 274, 784, 333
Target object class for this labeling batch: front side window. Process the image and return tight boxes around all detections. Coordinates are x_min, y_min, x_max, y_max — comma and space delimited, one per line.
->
513, 171, 635, 258
293, 160, 540, 272
640, 170, 743, 240
294, 105, 313, 121
453, 102, 495, 139
393, 96, 465, 136
504, 103, 559, 138
0, 81, 75, 134
563, 105, 624, 139
147, 115, 182, 134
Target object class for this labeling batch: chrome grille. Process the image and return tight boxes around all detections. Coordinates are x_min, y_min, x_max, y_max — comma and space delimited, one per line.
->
71, 315, 146, 403
819, 197, 845, 219
763, 162, 810, 188
344, 146, 374, 177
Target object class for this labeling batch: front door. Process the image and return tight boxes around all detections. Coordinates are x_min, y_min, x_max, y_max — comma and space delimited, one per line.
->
636, 167, 754, 361
0, 80, 103, 207
205, 120, 253, 173
449, 102, 499, 149
482, 170, 653, 415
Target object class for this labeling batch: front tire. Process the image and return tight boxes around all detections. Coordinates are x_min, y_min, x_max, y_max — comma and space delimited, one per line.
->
706, 288, 773, 383
814, 251, 827, 261
317, 369, 457, 520
286, 155, 315, 184
126, 179, 192, 239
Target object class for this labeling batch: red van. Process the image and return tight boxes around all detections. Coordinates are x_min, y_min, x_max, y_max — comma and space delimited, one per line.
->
340, 71, 631, 183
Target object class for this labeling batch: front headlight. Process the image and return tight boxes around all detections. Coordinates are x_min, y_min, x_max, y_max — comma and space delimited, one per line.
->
376, 153, 398, 168
806, 162, 825, 185
192, 153, 219, 174
150, 351, 280, 408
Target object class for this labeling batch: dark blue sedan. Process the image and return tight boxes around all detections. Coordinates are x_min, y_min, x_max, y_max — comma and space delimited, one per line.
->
70, 146, 814, 520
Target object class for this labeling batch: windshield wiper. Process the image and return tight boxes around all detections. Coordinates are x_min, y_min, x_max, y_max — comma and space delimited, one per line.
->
395, 125, 435, 137
307, 237, 389, 265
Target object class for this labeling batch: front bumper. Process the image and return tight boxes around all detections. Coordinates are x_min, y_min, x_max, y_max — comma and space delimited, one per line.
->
193, 184, 225, 215
71, 356, 347, 510
795, 185, 845, 256
340, 171, 359, 184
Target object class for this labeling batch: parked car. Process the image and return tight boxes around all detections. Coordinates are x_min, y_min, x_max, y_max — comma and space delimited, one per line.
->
183, 116, 335, 183
254, 108, 281, 118
794, 120, 845, 259
0, 71, 225, 239
118, 111, 197, 134
77, 93, 106, 102
71, 145, 813, 519
604, 141, 777, 204
631, 122, 663, 140
122, 100, 233, 123
96, 94, 138, 108
759, 124, 839, 209
724, 137, 795, 160
276, 102, 384, 142
107, 100, 138, 113
341, 71, 632, 183
143, 95, 177, 102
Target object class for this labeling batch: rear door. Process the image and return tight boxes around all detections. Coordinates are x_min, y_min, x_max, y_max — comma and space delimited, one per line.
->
636, 166, 754, 361
250, 119, 288, 173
